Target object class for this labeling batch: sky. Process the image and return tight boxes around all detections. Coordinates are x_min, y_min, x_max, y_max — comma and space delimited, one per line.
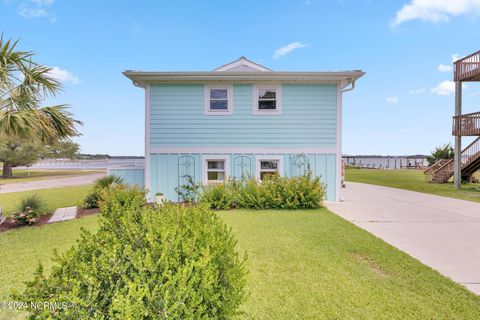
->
2, 0, 480, 156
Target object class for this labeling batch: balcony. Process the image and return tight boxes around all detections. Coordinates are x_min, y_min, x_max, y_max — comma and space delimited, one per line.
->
452, 111, 480, 136
454, 50, 480, 81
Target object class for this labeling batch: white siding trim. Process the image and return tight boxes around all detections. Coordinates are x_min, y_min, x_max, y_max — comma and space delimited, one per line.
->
255, 155, 284, 180
204, 84, 233, 115
252, 84, 282, 115
201, 155, 231, 185
149, 147, 337, 154
145, 84, 151, 199
335, 82, 342, 202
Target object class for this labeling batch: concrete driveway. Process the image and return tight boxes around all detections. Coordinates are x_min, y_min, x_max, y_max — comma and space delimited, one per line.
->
326, 182, 480, 295
0, 172, 105, 194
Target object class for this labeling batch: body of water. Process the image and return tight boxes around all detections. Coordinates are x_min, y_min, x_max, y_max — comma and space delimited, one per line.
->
343, 156, 428, 169
19, 158, 145, 170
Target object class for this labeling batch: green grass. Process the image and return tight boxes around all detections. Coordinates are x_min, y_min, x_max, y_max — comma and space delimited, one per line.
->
0, 215, 99, 320
0, 185, 92, 214
0, 169, 102, 185
1, 209, 479, 319
346, 168, 480, 202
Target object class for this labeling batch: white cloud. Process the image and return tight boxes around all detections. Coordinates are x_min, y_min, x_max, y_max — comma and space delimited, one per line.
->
48, 66, 80, 85
438, 64, 452, 72
451, 53, 463, 62
273, 42, 308, 59
386, 96, 400, 104
409, 88, 426, 94
393, 0, 480, 26
17, 0, 56, 22
19, 5, 48, 18
431, 80, 455, 95
31, 0, 54, 5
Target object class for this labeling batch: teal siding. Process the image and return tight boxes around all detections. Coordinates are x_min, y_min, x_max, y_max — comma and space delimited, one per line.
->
149, 83, 337, 148
149, 153, 336, 201
109, 168, 144, 187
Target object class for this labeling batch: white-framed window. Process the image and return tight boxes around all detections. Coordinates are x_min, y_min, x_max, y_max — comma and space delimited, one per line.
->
255, 156, 284, 180
202, 156, 230, 185
253, 85, 282, 115
205, 85, 233, 115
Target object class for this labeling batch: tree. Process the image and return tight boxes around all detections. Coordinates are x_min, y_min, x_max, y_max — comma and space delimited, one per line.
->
46, 141, 79, 159
426, 143, 455, 166
0, 35, 81, 177
0, 141, 46, 178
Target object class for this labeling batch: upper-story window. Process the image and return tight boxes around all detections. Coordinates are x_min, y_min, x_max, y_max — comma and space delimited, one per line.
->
205, 85, 233, 115
253, 84, 282, 115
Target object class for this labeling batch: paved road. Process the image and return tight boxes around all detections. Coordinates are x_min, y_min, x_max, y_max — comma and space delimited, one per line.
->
326, 182, 480, 295
0, 173, 105, 194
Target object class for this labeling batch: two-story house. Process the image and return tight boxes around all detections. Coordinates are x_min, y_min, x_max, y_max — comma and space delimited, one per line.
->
118, 57, 364, 201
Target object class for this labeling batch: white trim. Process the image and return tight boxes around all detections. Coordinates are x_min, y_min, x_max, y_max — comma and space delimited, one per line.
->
335, 82, 342, 202
204, 85, 233, 115
255, 155, 284, 180
149, 147, 337, 154
213, 57, 271, 72
202, 155, 230, 185
145, 84, 151, 199
252, 84, 282, 115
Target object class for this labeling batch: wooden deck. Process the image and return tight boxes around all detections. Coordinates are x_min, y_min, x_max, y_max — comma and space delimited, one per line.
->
452, 111, 480, 136
454, 50, 480, 81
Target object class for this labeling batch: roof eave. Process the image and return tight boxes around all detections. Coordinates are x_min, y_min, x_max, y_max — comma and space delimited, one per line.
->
123, 71, 365, 88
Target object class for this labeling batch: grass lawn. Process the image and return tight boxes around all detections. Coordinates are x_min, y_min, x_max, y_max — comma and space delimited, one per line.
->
0, 169, 102, 185
1, 208, 479, 319
346, 168, 480, 203
0, 185, 93, 214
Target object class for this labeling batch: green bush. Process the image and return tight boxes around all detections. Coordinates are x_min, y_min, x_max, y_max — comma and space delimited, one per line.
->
80, 191, 102, 209
93, 175, 124, 190
10, 194, 45, 225
201, 171, 325, 210
80, 175, 124, 209
15, 186, 246, 319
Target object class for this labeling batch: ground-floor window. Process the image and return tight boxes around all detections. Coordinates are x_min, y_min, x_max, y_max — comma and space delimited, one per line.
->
203, 156, 230, 185
256, 156, 283, 180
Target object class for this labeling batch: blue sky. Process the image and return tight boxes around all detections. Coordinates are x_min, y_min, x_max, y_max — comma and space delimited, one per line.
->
2, 0, 480, 156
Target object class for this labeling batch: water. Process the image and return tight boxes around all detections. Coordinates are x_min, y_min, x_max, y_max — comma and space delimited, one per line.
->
343, 156, 428, 169
19, 158, 145, 170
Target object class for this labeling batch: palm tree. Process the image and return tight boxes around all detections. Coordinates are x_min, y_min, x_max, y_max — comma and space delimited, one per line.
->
0, 35, 82, 177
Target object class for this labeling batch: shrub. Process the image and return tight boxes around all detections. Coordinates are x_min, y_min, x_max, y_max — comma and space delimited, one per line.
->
175, 175, 201, 203
15, 187, 247, 319
10, 195, 45, 225
201, 171, 325, 210
93, 175, 124, 190
80, 191, 102, 209
80, 175, 124, 209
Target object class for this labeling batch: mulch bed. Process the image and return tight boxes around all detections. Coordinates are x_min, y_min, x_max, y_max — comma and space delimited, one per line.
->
76, 207, 100, 218
0, 212, 53, 232
0, 207, 100, 233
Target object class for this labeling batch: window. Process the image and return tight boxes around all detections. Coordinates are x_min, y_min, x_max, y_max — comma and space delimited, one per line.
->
203, 156, 230, 185
253, 85, 282, 115
205, 85, 233, 115
255, 156, 283, 180
207, 160, 225, 184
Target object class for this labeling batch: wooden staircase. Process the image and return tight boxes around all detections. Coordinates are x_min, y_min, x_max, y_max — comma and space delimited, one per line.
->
425, 137, 480, 183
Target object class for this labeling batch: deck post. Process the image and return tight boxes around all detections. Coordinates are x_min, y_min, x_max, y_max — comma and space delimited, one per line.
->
454, 81, 462, 189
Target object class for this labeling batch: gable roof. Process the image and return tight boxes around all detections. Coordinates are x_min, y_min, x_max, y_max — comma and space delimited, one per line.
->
213, 57, 272, 72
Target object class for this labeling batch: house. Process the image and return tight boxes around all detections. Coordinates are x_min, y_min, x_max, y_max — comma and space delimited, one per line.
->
116, 57, 364, 201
